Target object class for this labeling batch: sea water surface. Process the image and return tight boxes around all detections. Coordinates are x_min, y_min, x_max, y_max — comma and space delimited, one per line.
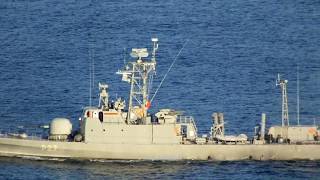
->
0, 0, 319, 179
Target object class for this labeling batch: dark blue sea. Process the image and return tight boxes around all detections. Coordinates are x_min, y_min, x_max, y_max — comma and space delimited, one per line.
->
0, 0, 320, 179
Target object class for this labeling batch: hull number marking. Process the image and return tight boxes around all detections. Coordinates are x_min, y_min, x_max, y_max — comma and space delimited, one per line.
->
41, 145, 58, 151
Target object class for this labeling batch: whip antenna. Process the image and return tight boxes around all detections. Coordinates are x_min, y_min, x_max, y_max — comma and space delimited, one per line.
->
89, 43, 94, 107
297, 64, 300, 125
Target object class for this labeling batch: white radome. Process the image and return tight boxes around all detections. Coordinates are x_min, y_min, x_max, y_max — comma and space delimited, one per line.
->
50, 118, 72, 135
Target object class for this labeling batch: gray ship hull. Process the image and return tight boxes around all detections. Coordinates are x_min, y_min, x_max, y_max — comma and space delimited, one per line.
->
0, 137, 319, 161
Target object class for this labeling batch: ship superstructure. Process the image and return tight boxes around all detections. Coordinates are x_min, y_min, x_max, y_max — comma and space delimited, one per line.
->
75, 38, 198, 145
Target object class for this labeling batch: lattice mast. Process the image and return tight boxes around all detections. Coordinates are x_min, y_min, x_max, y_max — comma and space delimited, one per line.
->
117, 38, 158, 123
276, 74, 289, 126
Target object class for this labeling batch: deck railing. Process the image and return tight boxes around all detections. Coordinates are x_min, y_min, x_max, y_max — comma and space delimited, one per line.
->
0, 129, 48, 141
177, 116, 198, 134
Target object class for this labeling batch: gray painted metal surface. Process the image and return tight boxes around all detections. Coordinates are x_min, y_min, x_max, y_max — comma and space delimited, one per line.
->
0, 39, 319, 161
0, 137, 319, 161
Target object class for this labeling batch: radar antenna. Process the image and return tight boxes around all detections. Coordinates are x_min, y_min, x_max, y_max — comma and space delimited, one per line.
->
117, 38, 158, 124
276, 74, 290, 126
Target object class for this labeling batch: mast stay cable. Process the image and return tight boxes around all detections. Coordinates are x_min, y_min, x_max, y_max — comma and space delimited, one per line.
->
150, 39, 189, 103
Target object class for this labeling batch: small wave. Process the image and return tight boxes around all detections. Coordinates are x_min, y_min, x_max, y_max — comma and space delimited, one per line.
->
89, 159, 151, 163
17, 155, 66, 162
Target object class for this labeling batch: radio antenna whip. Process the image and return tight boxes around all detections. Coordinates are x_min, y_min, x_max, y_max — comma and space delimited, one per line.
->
89, 42, 95, 107
297, 64, 300, 125
123, 47, 126, 65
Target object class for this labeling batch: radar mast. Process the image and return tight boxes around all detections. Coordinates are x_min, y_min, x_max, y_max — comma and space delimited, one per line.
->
276, 74, 290, 126
117, 38, 158, 124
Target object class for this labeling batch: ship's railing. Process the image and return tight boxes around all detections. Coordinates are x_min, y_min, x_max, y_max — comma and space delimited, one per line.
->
0, 129, 49, 141
177, 116, 198, 133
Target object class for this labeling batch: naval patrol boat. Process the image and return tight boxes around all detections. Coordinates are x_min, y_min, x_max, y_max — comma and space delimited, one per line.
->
0, 38, 319, 161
